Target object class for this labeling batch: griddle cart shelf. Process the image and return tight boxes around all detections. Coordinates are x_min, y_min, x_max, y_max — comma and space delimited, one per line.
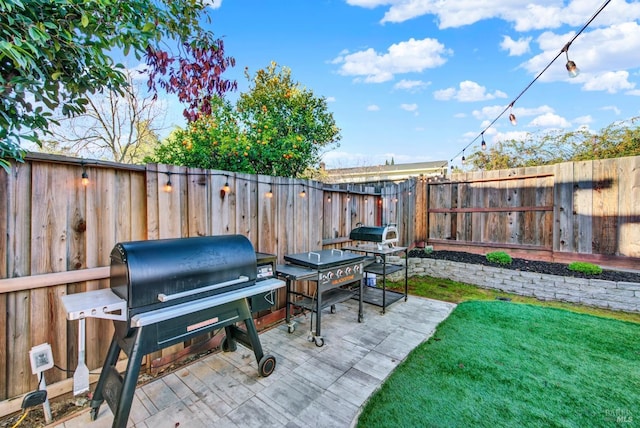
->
276, 250, 365, 347
343, 245, 408, 314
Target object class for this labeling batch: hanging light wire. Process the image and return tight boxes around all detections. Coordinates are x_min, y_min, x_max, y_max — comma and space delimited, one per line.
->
443, 0, 613, 169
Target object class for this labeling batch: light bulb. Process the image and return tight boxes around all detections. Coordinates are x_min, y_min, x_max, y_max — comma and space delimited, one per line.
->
164, 179, 173, 193
265, 188, 273, 198
81, 171, 89, 186
566, 60, 579, 78
509, 113, 517, 126
222, 182, 230, 193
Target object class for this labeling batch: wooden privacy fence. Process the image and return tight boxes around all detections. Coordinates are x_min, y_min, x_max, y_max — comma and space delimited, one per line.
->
421, 156, 640, 264
0, 153, 397, 406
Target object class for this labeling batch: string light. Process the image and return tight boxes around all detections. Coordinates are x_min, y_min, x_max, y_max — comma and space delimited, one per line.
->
299, 186, 306, 198
346, 193, 351, 201
222, 176, 230, 194
163, 173, 173, 193
461, 150, 466, 165
265, 187, 273, 198
563, 42, 580, 78
327, 194, 331, 202
481, 132, 487, 150
508, 104, 517, 126
81, 162, 89, 187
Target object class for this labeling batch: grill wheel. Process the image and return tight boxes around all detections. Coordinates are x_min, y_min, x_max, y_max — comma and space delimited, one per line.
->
259, 355, 276, 377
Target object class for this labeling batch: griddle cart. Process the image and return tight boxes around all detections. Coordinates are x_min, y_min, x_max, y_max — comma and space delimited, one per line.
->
342, 245, 408, 313
277, 249, 365, 347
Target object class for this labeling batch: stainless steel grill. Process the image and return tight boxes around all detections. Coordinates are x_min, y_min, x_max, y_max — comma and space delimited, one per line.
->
61, 235, 284, 428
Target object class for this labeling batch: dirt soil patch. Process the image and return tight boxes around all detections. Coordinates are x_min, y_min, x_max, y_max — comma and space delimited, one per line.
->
408, 249, 640, 283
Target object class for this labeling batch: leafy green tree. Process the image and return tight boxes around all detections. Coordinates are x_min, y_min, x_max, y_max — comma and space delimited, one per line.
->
148, 62, 341, 177
466, 117, 640, 171
148, 96, 248, 170
0, 0, 235, 172
236, 62, 341, 177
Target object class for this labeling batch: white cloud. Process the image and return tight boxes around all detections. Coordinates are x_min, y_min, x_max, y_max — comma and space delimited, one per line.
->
367, 104, 381, 111
472, 104, 555, 121
434, 80, 507, 102
333, 38, 451, 83
346, 0, 640, 31
394, 79, 430, 91
500, 36, 531, 56
528, 112, 571, 128
583, 71, 635, 93
400, 103, 418, 112
601, 106, 621, 115
521, 21, 640, 84
626, 89, 640, 96
326, 96, 336, 103
204, 0, 223, 9
573, 115, 593, 125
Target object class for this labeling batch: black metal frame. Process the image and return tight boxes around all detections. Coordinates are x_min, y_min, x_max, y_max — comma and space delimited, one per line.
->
89, 298, 274, 428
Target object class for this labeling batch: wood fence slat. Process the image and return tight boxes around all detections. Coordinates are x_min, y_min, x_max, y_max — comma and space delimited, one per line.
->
574, 160, 593, 253
592, 158, 619, 254
554, 162, 574, 252
0, 165, 8, 399
617, 156, 640, 257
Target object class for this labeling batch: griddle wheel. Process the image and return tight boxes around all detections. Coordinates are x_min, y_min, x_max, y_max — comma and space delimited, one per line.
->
314, 336, 325, 347
258, 355, 276, 377
358, 314, 363, 323
330, 304, 336, 314
90, 407, 98, 421
221, 337, 237, 352
287, 324, 295, 334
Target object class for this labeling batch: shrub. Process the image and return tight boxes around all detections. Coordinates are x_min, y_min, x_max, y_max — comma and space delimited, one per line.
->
567, 262, 603, 275
486, 251, 512, 266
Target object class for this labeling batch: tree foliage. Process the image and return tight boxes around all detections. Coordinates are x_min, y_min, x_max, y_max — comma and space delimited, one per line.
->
148, 62, 341, 177
0, 0, 235, 171
466, 117, 640, 171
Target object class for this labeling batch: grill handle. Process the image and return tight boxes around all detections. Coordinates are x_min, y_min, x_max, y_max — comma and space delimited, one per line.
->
157, 276, 249, 302
331, 249, 343, 256
308, 252, 321, 261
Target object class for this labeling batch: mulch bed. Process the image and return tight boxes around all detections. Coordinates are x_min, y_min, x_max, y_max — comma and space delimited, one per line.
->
408, 249, 640, 283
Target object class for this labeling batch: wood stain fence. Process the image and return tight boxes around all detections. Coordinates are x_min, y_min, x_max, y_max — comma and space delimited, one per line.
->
0, 153, 388, 408
420, 156, 640, 265
1, 153, 639, 410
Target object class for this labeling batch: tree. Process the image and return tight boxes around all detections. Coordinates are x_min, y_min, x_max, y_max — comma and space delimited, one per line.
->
42, 72, 163, 163
465, 117, 640, 171
0, 0, 235, 172
148, 62, 341, 177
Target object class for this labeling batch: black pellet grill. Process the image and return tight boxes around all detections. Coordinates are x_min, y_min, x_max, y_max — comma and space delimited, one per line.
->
60, 235, 284, 428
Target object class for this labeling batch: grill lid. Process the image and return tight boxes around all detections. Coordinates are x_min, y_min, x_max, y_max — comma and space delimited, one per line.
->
110, 235, 257, 311
284, 249, 365, 269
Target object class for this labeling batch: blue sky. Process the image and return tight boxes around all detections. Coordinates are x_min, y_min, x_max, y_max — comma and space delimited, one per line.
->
160, 0, 640, 169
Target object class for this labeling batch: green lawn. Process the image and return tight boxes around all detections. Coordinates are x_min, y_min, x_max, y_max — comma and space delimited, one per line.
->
357, 300, 640, 427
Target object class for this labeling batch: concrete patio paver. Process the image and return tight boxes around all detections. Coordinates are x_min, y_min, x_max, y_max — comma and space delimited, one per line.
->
51, 295, 455, 428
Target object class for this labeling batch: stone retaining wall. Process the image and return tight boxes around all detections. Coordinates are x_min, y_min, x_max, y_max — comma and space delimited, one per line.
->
383, 256, 640, 313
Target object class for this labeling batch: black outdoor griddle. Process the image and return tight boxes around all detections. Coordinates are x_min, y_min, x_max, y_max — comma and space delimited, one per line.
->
277, 249, 366, 347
